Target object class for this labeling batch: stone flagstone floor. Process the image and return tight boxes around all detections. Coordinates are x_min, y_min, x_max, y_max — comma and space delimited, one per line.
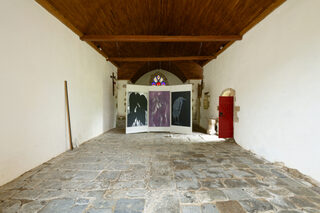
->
0, 129, 320, 213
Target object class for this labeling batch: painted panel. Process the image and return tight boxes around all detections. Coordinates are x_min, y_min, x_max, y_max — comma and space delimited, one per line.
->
149, 91, 170, 127
171, 91, 191, 127
127, 92, 148, 127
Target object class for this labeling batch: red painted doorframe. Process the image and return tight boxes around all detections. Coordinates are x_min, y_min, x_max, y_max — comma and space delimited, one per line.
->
219, 96, 234, 138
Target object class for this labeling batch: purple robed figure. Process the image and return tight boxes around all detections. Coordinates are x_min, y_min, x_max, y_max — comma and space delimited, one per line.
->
149, 91, 170, 127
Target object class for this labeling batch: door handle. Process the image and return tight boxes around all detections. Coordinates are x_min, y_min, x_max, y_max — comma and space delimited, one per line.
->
219, 112, 223, 117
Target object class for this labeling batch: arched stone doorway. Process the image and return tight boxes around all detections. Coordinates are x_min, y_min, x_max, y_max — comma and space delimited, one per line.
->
220, 88, 236, 97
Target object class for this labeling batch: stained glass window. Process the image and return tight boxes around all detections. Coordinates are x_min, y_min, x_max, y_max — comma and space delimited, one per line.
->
150, 72, 167, 86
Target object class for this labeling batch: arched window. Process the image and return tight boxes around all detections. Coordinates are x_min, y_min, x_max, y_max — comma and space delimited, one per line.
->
150, 72, 168, 86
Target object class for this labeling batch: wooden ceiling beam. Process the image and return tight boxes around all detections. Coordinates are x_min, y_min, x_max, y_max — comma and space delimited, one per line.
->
81, 35, 242, 42
108, 56, 216, 62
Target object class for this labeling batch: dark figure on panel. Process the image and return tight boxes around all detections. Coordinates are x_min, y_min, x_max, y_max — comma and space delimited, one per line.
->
127, 92, 148, 127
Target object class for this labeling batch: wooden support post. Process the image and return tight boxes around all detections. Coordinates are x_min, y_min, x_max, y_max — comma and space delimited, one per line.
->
64, 81, 73, 150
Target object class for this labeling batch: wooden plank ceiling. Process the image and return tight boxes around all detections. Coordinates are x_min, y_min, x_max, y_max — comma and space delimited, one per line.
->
36, 0, 285, 82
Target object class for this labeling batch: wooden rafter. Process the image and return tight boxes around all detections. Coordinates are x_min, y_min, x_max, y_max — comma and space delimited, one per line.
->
81, 35, 242, 42
108, 56, 216, 62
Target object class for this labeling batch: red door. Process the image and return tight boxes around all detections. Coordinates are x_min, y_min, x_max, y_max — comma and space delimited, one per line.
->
219, 96, 234, 138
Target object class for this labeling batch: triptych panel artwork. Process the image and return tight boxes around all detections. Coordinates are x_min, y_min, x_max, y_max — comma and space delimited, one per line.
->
126, 85, 192, 134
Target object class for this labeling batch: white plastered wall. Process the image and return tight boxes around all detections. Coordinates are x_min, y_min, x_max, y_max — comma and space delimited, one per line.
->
0, 0, 116, 186
201, 0, 320, 181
